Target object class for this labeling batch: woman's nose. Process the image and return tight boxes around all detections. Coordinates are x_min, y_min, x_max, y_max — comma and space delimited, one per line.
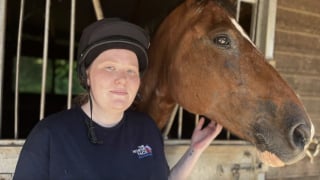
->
115, 71, 127, 84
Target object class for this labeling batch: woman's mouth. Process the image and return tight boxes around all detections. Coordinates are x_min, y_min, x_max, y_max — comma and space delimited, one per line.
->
110, 90, 128, 95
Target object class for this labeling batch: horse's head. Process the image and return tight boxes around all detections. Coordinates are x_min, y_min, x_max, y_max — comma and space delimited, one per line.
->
138, 0, 315, 167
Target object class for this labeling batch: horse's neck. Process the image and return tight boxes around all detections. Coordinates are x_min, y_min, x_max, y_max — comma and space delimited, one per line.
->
137, 7, 187, 128
138, 86, 176, 129
137, 37, 177, 129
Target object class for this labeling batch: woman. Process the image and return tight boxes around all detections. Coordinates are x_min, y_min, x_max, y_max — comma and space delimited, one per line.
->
14, 18, 222, 180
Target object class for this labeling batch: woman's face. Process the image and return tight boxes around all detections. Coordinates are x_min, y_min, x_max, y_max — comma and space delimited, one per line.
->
86, 49, 140, 113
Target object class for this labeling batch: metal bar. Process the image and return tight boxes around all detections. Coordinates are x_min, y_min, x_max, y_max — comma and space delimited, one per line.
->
250, 0, 259, 42
14, 0, 25, 139
177, 106, 183, 139
164, 139, 250, 145
0, 0, 7, 138
227, 130, 231, 140
255, 0, 277, 60
236, 0, 241, 21
240, 0, 257, 4
162, 104, 179, 139
92, 0, 104, 20
263, 0, 277, 60
195, 114, 199, 126
67, 0, 76, 109
39, 0, 51, 120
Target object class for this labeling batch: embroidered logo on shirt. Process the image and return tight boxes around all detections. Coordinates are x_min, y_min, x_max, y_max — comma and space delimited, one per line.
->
132, 145, 153, 159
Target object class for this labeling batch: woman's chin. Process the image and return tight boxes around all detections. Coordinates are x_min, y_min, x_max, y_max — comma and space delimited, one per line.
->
110, 101, 131, 111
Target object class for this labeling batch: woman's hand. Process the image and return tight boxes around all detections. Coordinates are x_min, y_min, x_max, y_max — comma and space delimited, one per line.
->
169, 117, 223, 180
191, 117, 223, 152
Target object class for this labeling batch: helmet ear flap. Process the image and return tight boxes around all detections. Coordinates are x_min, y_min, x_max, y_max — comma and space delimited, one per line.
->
77, 59, 90, 90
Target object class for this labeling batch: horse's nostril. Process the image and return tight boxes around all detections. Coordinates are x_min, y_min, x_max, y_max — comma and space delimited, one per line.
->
291, 124, 309, 149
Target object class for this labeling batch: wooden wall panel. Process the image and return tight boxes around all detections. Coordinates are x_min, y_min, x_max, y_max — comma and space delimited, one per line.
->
276, 7, 320, 34
275, 31, 320, 56
165, 143, 265, 180
271, 1, 320, 178
274, 0, 320, 140
275, 52, 320, 76
280, 74, 320, 97
302, 98, 320, 115
0, 141, 268, 180
278, 0, 320, 14
309, 114, 320, 137
266, 156, 320, 180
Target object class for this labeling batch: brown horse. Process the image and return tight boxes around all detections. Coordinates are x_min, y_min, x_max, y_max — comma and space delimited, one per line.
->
137, 0, 315, 167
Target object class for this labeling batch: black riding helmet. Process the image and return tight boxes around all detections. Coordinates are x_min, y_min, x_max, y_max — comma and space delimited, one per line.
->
77, 18, 150, 89
77, 18, 150, 144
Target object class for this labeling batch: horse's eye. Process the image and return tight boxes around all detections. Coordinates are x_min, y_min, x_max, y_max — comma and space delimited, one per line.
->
213, 34, 231, 49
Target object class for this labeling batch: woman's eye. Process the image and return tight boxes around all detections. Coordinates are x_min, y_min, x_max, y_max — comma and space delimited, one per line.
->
127, 69, 138, 76
105, 66, 115, 71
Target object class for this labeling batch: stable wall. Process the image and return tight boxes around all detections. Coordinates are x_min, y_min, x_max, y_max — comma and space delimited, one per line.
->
0, 140, 267, 180
267, 0, 320, 179
274, 0, 320, 137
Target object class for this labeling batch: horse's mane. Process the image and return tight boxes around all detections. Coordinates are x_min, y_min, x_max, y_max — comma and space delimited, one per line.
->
145, 0, 237, 37
214, 0, 237, 17
144, 0, 183, 37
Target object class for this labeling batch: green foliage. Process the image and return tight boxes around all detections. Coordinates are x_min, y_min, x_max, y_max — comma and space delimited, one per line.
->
54, 59, 84, 95
15, 56, 52, 93
15, 56, 84, 95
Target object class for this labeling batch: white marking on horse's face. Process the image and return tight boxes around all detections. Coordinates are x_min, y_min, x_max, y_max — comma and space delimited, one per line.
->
229, 17, 256, 47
